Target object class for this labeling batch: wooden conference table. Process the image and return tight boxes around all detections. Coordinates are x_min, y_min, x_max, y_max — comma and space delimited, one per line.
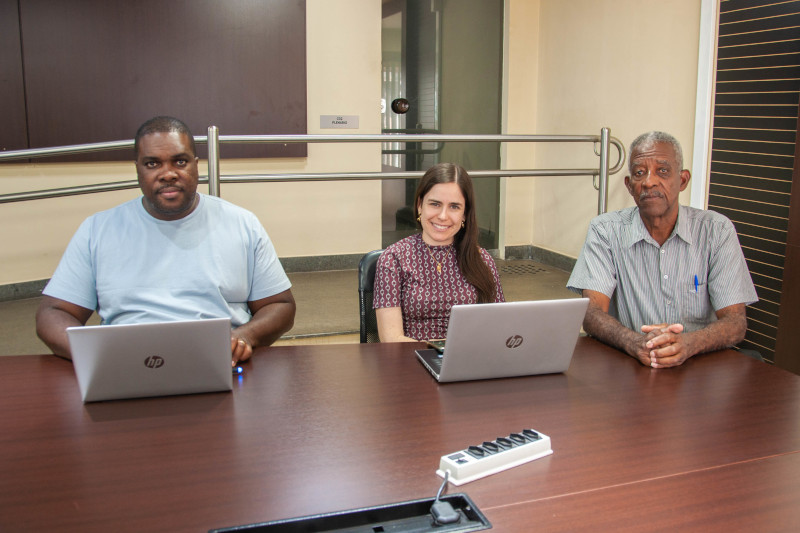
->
1, 338, 799, 532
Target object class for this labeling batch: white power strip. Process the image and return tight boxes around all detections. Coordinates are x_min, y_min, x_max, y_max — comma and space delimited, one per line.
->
436, 429, 552, 486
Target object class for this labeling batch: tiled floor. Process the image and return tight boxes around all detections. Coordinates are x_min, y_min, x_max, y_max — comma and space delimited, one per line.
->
0, 259, 575, 354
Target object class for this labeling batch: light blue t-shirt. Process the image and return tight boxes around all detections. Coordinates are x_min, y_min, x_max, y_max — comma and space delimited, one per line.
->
43, 194, 291, 327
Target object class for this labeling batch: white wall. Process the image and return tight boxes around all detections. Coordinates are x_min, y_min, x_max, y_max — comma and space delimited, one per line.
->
228, 0, 383, 258
503, 0, 702, 259
502, 0, 540, 248
0, 0, 383, 286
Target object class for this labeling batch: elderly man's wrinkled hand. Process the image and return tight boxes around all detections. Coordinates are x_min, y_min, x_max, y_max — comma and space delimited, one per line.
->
629, 326, 663, 366
640, 323, 691, 368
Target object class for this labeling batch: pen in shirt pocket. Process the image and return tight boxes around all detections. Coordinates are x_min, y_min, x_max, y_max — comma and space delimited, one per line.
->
694, 275, 699, 293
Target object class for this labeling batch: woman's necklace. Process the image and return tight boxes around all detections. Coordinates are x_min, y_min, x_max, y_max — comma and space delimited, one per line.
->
426, 244, 444, 274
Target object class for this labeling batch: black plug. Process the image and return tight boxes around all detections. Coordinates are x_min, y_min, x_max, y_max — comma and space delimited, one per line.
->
431, 471, 460, 525
431, 500, 460, 525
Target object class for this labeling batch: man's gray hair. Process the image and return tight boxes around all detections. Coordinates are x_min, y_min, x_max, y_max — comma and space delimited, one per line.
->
629, 131, 684, 172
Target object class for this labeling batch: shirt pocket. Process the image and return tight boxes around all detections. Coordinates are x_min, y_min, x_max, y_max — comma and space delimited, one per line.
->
681, 280, 712, 331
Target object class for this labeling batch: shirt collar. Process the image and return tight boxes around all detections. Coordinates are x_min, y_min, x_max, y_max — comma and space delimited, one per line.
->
625, 204, 691, 248
672, 205, 693, 245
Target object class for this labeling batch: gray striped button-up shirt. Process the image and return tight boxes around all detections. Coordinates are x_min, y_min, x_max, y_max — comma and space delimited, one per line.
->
567, 205, 758, 333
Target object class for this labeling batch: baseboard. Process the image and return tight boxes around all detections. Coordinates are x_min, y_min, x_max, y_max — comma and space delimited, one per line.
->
279, 253, 365, 273
0, 279, 49, 303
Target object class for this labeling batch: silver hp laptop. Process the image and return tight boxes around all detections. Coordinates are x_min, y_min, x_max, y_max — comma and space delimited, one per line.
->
415, 298, 589, 382
67, 317, 233, 402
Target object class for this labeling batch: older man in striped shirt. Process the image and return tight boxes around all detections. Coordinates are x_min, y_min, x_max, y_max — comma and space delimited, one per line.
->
567, 131, 758, 368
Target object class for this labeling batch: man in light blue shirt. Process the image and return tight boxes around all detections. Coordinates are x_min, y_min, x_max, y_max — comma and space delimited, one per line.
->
568, 131, 757, 368
36, 116, 296, 365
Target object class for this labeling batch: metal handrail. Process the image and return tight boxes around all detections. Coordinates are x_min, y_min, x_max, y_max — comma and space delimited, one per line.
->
0, 130, 625, 214
381, 128, 444, 155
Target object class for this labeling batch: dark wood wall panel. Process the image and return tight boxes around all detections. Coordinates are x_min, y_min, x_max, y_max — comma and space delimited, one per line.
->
748, 305, 777, 326
746, 264, 784, 286
710, 184, 788, 206
719, 39, 800, 59
738, 234, 786, 258
724, 219, 787, 248
717, 92, 800, 105
711, 205, 788, 233
0, 0, 27, 152
711, 161, 793, 180
712, 139, 796, 156
711, 174, 792, 193
12, 0, 306, 160
720, 11, 800, 32
714, 116, 798, 130
714, 125, 796, 142
709, 149, 792, 166
712, 197, 789, 220
709, 0, 800, 365
717, 66, 800, 82
720, 26, 800, 47
743, 249, 787, 271
719, 54, 800, 70
715, 105, 798, 120
748, 298, 780, 320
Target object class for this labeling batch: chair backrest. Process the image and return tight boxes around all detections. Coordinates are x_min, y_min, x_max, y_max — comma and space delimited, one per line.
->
358, 249, 383, 343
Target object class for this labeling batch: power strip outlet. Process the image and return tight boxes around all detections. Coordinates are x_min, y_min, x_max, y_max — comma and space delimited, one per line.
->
437, 429, 552, 486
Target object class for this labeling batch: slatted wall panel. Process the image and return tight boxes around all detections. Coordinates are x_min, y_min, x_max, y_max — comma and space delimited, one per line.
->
709, 0, 800, 361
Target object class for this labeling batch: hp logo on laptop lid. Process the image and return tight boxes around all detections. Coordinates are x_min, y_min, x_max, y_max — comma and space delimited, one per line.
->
144, 356, 165, 368
506, 335, 524, 349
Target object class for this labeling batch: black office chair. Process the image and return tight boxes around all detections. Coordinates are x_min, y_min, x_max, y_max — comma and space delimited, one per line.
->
358, 249, 383, 343
733, 346, 765, 362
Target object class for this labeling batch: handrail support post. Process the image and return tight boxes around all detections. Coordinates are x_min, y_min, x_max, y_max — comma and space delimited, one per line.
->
598, 127, 610, 215
208, 126, 221, 197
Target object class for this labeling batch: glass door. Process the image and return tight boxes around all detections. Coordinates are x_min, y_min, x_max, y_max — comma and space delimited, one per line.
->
381, 0, 502, 251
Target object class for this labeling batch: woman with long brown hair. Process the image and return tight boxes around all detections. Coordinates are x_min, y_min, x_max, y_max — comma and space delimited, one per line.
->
373, 163, 504, 342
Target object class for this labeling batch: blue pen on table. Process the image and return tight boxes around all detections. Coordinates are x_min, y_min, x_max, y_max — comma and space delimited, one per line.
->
694, 275, 698, 293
